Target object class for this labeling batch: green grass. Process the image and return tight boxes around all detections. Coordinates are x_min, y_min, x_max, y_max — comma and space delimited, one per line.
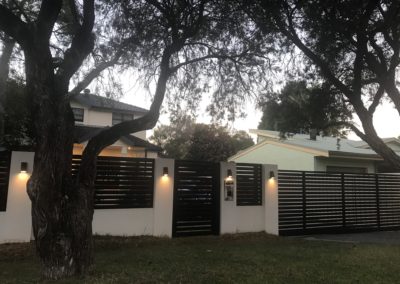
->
1, 233, 400, 283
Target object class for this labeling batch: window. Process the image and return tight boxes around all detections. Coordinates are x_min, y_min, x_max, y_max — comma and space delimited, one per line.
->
112, 112, 134, 125
327, 166, 367, 174
72, 108, 84, 122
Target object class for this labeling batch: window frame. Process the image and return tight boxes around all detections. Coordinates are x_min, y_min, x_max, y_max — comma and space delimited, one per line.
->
72, 107, 84, 122
112, 112, 134, 125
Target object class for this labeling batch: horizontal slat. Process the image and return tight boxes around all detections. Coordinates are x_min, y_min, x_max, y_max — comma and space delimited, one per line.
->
278, 170, 400, 236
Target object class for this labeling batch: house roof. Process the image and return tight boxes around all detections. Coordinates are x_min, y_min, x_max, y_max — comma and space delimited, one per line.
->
231, 129, 394, 161
72, 93, 148, 114
74, 125, 162, 152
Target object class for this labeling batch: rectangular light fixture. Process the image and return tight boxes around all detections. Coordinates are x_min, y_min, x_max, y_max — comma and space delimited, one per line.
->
269, 171, 275, 179
163, 167, 168, 177
20, 162, 28, 173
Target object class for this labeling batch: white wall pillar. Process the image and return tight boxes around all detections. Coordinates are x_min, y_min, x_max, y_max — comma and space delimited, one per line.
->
0, 151, 34, 243
153, 158, 174, 237
220, 162, 237, 234
263, 164, 279, 236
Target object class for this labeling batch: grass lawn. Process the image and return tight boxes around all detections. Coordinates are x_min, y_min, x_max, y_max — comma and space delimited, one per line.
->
1, 233, 400, 283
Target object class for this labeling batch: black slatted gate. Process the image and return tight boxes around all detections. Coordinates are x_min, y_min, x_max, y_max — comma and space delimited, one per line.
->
173, 160, 220, 237
0, 151, 11, 212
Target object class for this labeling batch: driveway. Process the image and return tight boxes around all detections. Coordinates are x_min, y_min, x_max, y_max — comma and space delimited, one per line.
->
297, 231, 400, 245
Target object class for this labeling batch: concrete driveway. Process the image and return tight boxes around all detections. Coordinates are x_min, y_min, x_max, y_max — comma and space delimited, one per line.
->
297, 231, 400, 245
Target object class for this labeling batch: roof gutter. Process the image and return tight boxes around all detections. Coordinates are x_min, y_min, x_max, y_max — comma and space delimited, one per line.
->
328, 151, 383, 161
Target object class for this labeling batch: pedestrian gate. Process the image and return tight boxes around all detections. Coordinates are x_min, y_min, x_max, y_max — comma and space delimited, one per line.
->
172, 160, 220, 237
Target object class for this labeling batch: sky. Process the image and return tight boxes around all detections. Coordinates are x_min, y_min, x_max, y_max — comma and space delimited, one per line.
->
121, 84, 400, 142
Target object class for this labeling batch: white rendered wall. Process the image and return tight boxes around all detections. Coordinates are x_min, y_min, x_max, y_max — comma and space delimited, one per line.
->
0, 151, 34, 243
219, 162, 267, 234
92, 208, 154, 236
220, 162, 238, 234
314, 157, 376, 173
230, 143, 315, 171
264, 164, 279, 236
153, 159, 174, 237
236, 206, 265, 233
70, 101, 147, 139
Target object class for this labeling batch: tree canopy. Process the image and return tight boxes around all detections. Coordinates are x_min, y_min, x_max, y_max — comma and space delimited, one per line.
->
258, 81, 352, 137
246, 0, 400, 169
151, 115, 254, 162
0, 0, 269, 278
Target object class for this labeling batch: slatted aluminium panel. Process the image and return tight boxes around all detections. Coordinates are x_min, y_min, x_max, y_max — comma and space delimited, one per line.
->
278, 170, 304, 233
344, 174, 378, 229
304, 172, 343, 231
236, 163, 263, 206
0, 151, 11, 211
378, 174, 400, 228
72, 155, 155, 209
278, 170, 400, 236
173, 160, 220, 237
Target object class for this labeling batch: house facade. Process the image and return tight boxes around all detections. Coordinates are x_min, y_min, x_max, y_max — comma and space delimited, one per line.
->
71, 90, 161, 158
229, 129, 400, 173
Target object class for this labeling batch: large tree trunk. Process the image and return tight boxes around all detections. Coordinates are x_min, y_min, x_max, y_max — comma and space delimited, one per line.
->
24, 48, 95, 279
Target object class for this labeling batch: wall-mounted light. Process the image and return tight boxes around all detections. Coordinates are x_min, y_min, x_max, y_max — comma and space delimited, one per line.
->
269, 170, 275, 179
226, 169, 233, 182
163, 167, 169, 177
20, 162, 28, 173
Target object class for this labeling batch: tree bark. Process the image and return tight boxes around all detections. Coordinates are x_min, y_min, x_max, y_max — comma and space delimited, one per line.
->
25, 43, 94, 279
0, 37, 15, 137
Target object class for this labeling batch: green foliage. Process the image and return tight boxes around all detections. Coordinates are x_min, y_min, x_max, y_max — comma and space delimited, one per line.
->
1, 80, 34, 148
151, 116, 254, 162
258, 81, 352, 137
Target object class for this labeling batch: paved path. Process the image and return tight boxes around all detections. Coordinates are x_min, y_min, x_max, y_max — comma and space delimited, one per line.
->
296, 231, 400, 245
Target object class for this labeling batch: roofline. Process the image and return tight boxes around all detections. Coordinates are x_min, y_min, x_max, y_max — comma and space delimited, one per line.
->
328, 151, 383, 161
90, 106, 148, 114
228, 139, 329, 161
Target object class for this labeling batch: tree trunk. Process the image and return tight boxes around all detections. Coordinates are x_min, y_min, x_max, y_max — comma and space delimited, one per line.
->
24, 48, 95, 279
0, 37, 15, 137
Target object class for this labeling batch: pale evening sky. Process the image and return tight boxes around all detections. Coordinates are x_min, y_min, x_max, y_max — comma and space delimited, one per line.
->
120, 83, 400, 142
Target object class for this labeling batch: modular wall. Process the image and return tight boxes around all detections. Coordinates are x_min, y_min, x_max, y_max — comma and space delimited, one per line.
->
0, 152, 279, 243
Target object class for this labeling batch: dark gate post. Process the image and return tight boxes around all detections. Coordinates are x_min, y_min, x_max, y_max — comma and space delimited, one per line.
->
375, 174, 380, 230
341, 173, 346, 228
302, 171, 306, 231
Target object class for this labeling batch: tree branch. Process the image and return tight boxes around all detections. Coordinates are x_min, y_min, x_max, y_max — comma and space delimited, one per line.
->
271, 7, 354, 99
67, 50, 124, 99
56, 0, 95, 85
36, 0, 63, 40
368, 85, 384, 114
0, 4, 30, 46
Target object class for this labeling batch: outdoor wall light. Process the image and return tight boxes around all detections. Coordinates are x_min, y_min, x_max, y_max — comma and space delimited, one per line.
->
269, 171, 275, 179
20, 162, 28, 173
163, 167, 169, 177
226, 169, 233, 182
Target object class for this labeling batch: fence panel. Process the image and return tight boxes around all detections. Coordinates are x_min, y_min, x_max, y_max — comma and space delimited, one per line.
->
304, 172, 343, 231
278, 170, 304, 232
236, 163, 263, 206
378, 174, 400, 229
278, 170, 400, 236
72, 156, 155, 209
0, 151, 11, 211
344, 174, 378, 229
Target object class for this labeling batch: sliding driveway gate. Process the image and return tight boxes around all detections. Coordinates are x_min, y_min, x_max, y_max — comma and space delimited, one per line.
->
173, 160, 220, 237
278, 170, 400, 236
